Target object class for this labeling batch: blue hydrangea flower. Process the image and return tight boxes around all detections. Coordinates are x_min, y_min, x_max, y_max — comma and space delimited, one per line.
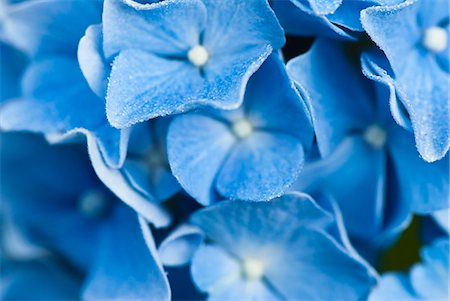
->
166, 54, 313, 204
272, 0, 402, 40
86, 118, 180, 228
0, 0, 127, 169
1, 257, 82, 300
0, 133, 170, 300
186, 193, 376, 300
361, 0, 450, 162
287, 39, 449, 247
370, 238, 449, 300
99, 0, 285, 128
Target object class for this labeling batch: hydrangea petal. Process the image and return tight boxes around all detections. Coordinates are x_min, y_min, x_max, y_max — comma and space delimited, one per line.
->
191, 244, 241, 293
388, 126, 449, 213
245, 54, 313, 145
271, 0, 354, 39
3, 0, 102, 57
167, 114, 236, 205
86, 132, 171, 227
106, 49, 204, 128
82, 207, 170, 301
369, 273, 418, 301
201, 0, 285, 54
361, 50, 412, 130
191, 194, 377, 300
102, 0, 206, 59
158, 224, 204, 267
287, 40, 374, 156
216, 132, 304, 201
361, 0, 450, 161
294, 137, 386, 240
78, 24, 108, 98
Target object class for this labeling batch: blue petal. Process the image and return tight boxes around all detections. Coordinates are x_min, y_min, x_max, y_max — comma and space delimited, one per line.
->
158, 224, 204, 267
0, 42, 26, 103
293, 137, 388, 241
245, 54, 313, 146
433, 209, 449, 234
201, 0, 285, 53
287, 40, 374, 157
78, 24, 109, 98
216, 132, 305, 201
191, 194, 376, 300
92, 125, 130, 169
295, 0, 342, 15
167, 113, 236, 205
369, 273, 418, 301
106, 49, 204, 128
361, 0, 450, 161
0, 133, 108, 271
191, 244, 281, 301
86, 132, 172, 227
2, 257, 82, 300
410, 239, 449, 299
191, 244, 241, 293
82, 207, 170, 301
1, 57, 105, 133
361, 49, 412, 130
102, 0, 206, 59
121, 120, 181, 201
271, 0, 354, 39
3, 0, 102, 57
388, 126, 449, 213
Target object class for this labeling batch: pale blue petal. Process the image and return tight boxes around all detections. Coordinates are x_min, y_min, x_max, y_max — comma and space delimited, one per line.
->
216, 132, 304, 201
191, 244, 241, 293
245, 54, 313, 145
271, 0, 354, 39
1, 57, 105, 133
102, 0, 205, 59
361, 50, 412, 130
369, 273, 418, 301
167, 113, 236, 205
86, 132, 171, 227
78, 24, 109, 98
293, 137, 387, 241
191, 195, 376, 300
409, 239, 449, 299
361, 0, 450, 161
158, 224, 204, 267
201, 0, 285, 54
106, 49, 204, 128
82, 207, 170, 301
3, 0, 102, 57
287, 40, 374, 157
388, 126, 449, 213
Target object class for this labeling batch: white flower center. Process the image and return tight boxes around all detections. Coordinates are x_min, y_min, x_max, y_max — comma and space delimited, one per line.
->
232, 119, 253, 139
364, 125, 387, 149
422, 26, 448, 53
78, 189, 109, 218
187, 45, 209, 67
242, 257, 265, 280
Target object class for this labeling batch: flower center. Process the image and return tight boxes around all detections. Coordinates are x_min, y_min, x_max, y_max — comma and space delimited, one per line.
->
232, 119, 253, 139
364, 125, 387, 149
422, 26, 448, 53
241, 257, 265, 280
188, 45, 209, 67
78, 189, 110, 218
146, 149, 163, 167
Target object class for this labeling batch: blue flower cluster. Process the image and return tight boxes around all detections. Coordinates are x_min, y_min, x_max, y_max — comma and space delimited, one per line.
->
0, 0, 448, 300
